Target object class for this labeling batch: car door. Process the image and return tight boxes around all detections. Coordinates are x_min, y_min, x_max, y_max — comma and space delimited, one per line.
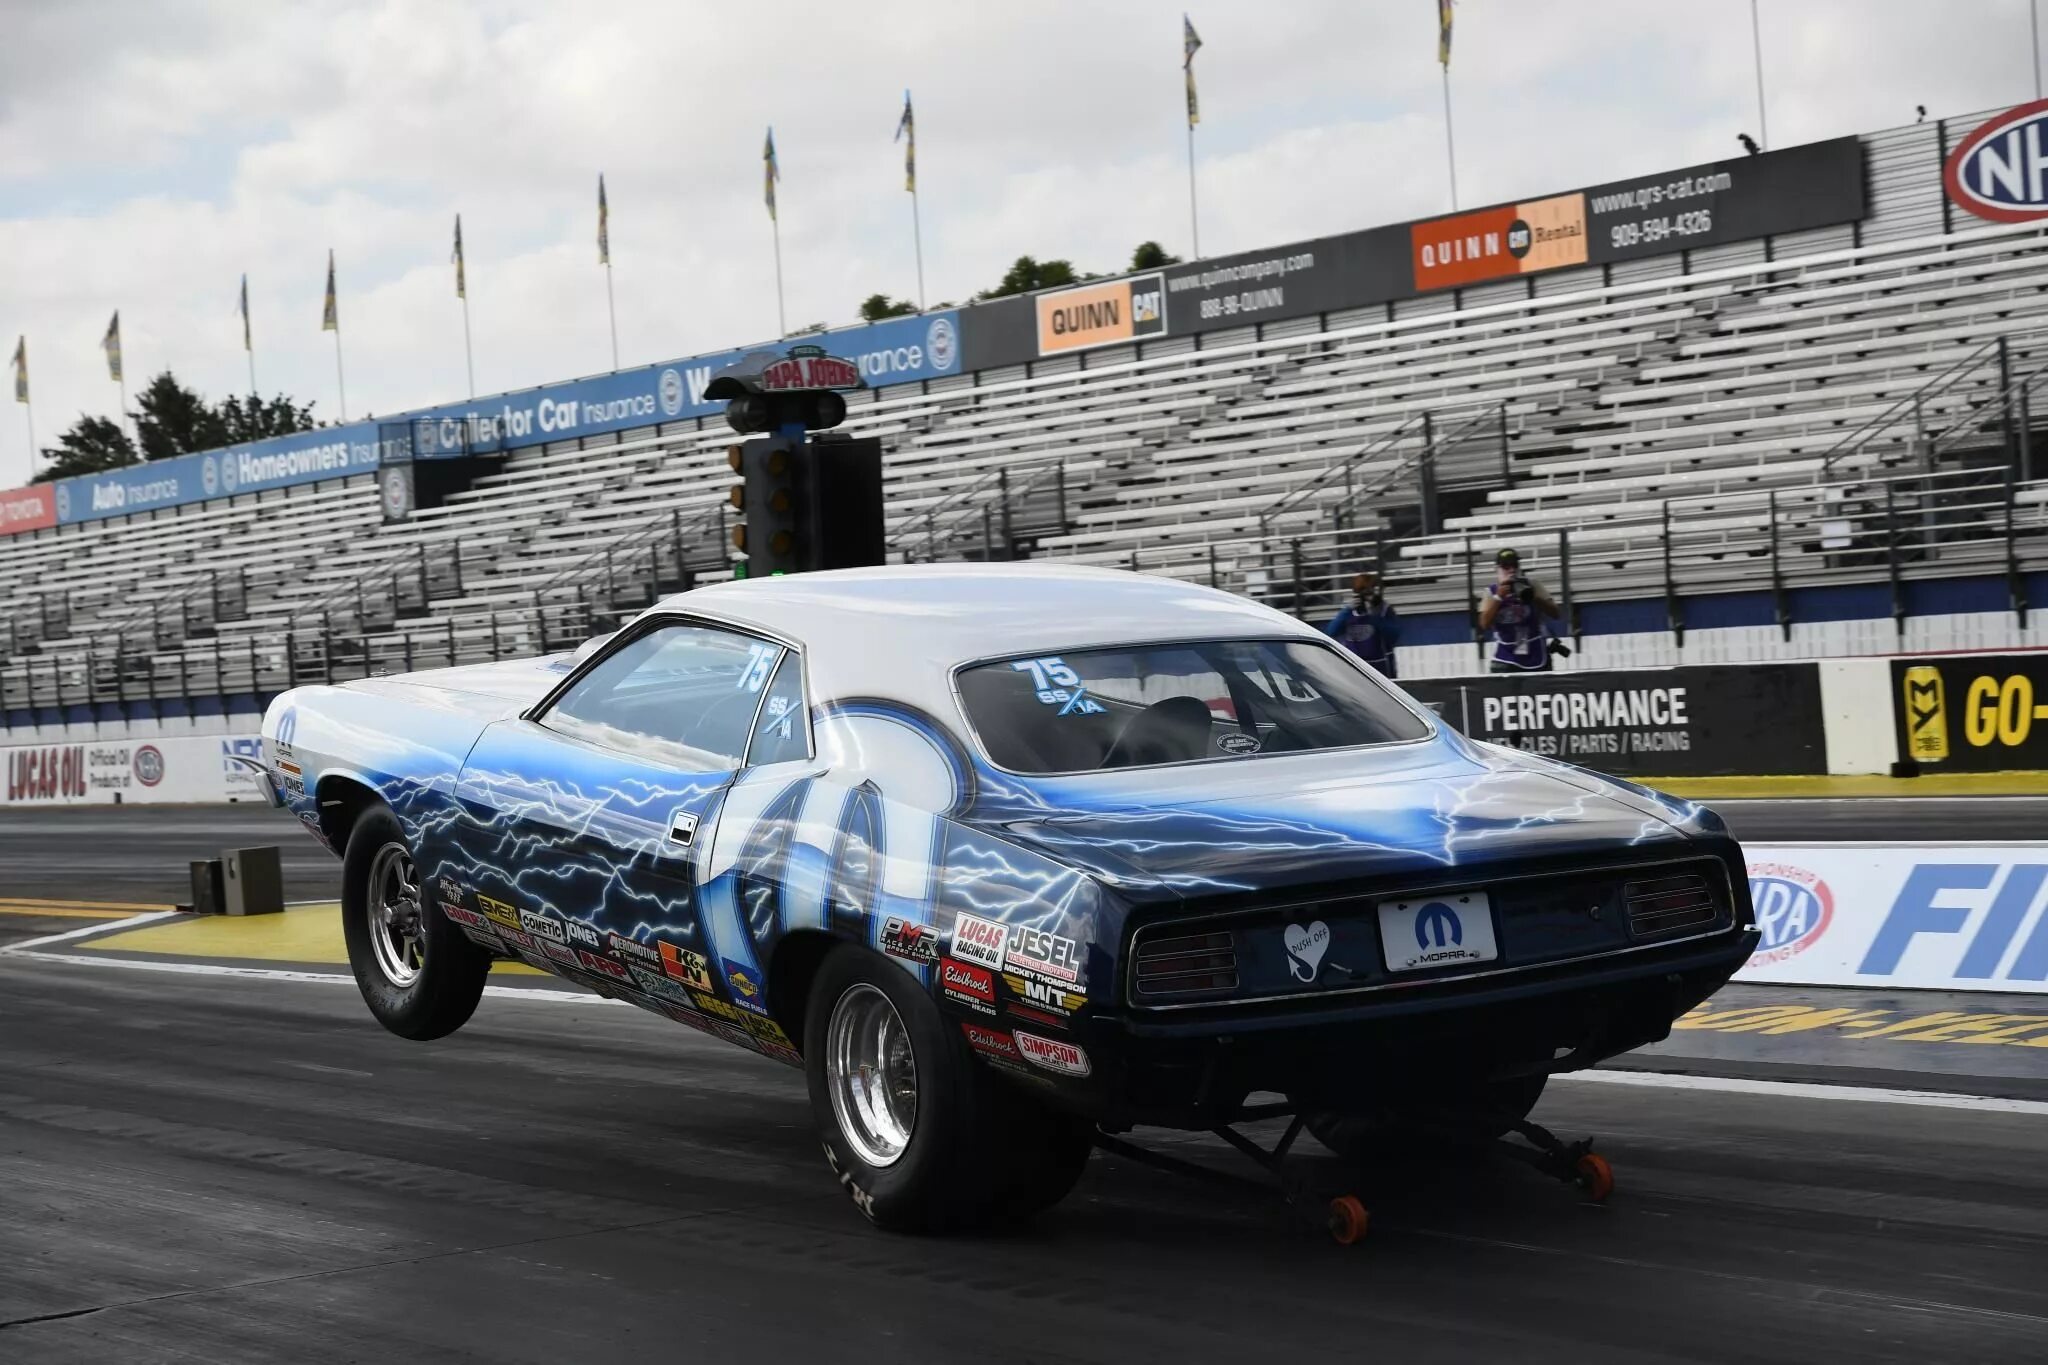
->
445, 618, 784, 995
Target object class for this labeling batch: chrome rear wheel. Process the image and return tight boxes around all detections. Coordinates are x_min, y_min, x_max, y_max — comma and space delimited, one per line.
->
364, 841, 425, 989
825, 982, 918, 1167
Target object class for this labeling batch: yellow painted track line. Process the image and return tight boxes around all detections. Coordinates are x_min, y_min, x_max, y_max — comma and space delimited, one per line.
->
0, 896, 177, 912
0, 905, 146, 920
1651, 772, 2048, 799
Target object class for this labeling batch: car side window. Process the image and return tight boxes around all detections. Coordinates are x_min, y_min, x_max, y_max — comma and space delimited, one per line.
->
745, 650, 811, 765
540, 622, 783, 770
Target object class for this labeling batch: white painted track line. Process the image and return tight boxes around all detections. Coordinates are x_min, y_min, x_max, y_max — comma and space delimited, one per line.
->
1564, 1066, 2048, 1116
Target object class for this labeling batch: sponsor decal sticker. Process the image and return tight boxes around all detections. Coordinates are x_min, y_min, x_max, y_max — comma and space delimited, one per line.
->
1747, 862, 1835, 967
742, 1013, 796, 1049
1003, 1002, 1067, 1031
1014, 1031, 1091, 1078
724, 959, 768, 1014
540, 938, 580, 968
577, 949, 632, 981
949, 912, 1008, 972
1006, 925, 1086, 988
496, 927, 539, 952
276, 758, 305, 797
1283, 920, 1331, 982
608, 932, 660, 967
660, 941, 714, 991
881, 915, 940, 965
562, 919, 602, 952
478, 894, 523, 932
691, 991, 746, 1023
628, 964, 698, 1006
440, 903, 491, 931
960, 1021, 1022, 1065
437, 876, 465, 907
1001, 971, 1084, 1018
942, 959, 996, 1014
520, 909, 567, 945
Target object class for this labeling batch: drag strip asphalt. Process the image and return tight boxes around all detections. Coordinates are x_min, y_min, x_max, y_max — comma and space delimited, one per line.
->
1, 952, 2043, 1364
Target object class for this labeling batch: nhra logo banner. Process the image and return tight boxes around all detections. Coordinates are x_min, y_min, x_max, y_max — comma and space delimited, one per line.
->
1944, 100, 2048, 223
1891, 653, 2048, 772
1735, 846, 2048, 995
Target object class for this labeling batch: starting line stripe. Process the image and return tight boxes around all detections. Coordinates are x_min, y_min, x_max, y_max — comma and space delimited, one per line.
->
5, 949, 611, 1003
0, 904, 151, 920
1561, 1067, 2048, 1116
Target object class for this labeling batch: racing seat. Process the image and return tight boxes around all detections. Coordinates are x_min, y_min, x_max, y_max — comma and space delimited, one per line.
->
1101, 696, 1213, 768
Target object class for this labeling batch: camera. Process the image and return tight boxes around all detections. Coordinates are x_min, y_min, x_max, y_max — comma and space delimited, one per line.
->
1547, 637, 1573, 659
1511, 575, 1535, 604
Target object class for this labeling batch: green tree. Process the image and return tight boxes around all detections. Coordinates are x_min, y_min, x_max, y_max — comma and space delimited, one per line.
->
132, 371, 227, 462
35, 415, 137, 482
1131, 240, 1182, 270
979, 255, 1092, 299
216, 392, 317, 445
858, 293, 918, 323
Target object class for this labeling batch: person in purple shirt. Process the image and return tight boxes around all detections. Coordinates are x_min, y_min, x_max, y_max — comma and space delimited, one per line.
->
1476, 547, 1562, 673
1325, 572, 1400, 676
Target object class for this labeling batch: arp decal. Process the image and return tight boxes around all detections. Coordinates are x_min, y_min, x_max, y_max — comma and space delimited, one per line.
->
577, 949, 632, 982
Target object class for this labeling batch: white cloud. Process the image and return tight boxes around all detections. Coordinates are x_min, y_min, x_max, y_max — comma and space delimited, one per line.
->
0, 0, 2033, 487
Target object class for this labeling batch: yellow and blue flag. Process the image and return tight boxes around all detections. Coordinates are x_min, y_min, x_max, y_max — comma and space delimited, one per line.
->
102, 311, 123, 383
452, 214, 467, 299
1183, 16, 1202, 128
764, 128, 780, 221
895, 91, 916, 192
238, 275, 251, 351
598, 174, 610, 264
322, 251, 338, 332
1438, 0, 1453, 67
10, 336, 25, 404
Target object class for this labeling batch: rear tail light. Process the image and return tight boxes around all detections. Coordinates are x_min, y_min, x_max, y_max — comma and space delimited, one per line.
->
1623, 874, 1719, 938
1133, 930, 1238, 998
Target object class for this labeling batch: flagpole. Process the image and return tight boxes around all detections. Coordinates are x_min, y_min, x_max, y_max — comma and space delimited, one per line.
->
1751, 0, 1769, 150
461, 292, 476, 397
1441, 65, 1459, 211
118, 373, 131, 445
604, 262, 619, 370
772, 214, 787, 337
1187, 122, 1202, 259
248, 344, 257, 399
22, 398, 34, 477
910, 187, 927, 312
333, 327, 348, 422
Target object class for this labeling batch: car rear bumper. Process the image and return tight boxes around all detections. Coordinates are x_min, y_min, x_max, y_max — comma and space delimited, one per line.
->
1063, 926, 1756, 1129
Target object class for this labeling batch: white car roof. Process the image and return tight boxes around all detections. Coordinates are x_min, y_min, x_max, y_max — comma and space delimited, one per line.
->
645, 563, 1324, 708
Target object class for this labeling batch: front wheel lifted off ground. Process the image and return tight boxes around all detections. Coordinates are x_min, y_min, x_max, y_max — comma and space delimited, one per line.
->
803, 941, 1091, 1234
340, 804, 490, 1041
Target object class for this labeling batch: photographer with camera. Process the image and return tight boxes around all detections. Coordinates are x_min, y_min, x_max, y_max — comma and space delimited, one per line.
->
1476, 547, 1566, 673
1324, 571, 1400, 676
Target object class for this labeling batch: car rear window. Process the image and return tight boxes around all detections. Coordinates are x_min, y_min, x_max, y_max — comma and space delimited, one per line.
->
955, 638, 1430, 774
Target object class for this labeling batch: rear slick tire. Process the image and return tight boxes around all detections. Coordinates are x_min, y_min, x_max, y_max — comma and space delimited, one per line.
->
340, 805, 489, 1041
803, 942, 1088, 1233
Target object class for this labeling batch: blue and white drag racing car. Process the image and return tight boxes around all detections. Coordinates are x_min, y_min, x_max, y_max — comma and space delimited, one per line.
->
257, 564, 1756, 1232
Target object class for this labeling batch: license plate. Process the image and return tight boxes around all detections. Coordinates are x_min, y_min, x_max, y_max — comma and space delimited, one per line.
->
1377, 891, 1499, 973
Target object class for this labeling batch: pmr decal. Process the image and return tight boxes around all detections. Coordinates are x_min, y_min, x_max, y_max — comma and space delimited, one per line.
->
1944, 99, 2048, 223
881, 916, 941, 964
1746, 863, 1834, 966
1901, 665, 1948, 762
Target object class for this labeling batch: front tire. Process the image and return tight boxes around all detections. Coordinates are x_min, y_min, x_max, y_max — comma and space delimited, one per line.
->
340, 805, 489, 1041
803, 942, 1090, 1233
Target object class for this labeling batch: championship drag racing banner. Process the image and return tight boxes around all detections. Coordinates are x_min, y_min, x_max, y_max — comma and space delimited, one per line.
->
1736, 845, 2048, 995
1400, 663, 1827, 778
1, 733, 265, 806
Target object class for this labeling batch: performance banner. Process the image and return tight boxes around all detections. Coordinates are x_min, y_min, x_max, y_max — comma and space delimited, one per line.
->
1735, 844, 2048, 995
1892, 651, 2048, 772
1399, 663, 1827, 777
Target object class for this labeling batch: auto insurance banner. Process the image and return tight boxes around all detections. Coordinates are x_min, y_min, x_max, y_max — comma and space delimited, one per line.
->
1736, 844, 2048, 995
49, 424, 387, 525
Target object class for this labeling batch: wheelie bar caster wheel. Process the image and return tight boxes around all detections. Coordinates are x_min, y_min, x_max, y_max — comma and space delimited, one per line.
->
1325, 1195, 1370, 1245
1574, 1153, 1614, 1203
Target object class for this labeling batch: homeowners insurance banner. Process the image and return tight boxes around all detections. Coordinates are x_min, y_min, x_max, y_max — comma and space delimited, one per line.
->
1736, 844, 2048, 995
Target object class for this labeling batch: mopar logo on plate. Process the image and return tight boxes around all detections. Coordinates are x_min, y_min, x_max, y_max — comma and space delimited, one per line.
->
1945, 99, 2048, 222
1415, 902, 1463, 950
1747, 863, 1834, 965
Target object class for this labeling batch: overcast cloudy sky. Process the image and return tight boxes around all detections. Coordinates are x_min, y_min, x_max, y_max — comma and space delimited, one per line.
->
0, 0, 2035, 487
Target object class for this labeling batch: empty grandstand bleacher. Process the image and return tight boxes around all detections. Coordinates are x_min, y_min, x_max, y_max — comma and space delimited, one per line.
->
4, 109, 2046, 732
